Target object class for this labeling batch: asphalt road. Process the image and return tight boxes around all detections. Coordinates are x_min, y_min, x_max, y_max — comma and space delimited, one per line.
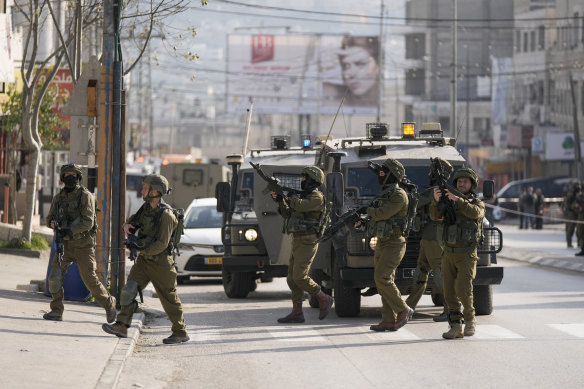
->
116, 257, 584, 389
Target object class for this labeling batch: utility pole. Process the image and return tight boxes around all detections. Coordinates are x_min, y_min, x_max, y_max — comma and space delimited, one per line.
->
450, 0, 457, 135
569, 72, 583, 180
465, 45, 470, 160
377, 0, 385, 123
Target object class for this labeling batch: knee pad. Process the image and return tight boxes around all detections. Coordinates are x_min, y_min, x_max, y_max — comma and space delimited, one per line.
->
48, 267, 64, 294
120, 280, 139, 306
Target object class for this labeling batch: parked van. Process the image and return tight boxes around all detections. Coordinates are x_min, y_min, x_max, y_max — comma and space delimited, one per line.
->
493, 176, 578, 220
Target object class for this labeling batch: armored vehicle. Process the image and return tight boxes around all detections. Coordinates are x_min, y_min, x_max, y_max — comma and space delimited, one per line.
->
216, 125, 503, 316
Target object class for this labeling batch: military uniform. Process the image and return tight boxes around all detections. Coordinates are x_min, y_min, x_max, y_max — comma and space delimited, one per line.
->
573, 189, 584, 256
274, 166, 333, 323
44, 164, 116, 322
103, 174, 188, 344
430, 168, 484, 339
563, 185, 578, 247
367, 158, 413, 332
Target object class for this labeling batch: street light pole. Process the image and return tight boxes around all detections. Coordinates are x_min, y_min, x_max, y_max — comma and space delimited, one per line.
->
450, 0, 457, 135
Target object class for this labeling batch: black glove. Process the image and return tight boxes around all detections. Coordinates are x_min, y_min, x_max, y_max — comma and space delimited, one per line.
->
272, 194, 283, 203
59, 228, 73, 237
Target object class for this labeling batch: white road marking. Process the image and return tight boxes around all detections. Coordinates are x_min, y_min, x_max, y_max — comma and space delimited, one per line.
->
193, 329, 222, 342
471, 325, 525, 339
269, 327, 327, 342
365, 327, 420, 341
547, 323, 584, 338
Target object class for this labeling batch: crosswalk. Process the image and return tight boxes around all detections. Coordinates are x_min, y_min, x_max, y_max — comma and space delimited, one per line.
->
188, 323, 584, 343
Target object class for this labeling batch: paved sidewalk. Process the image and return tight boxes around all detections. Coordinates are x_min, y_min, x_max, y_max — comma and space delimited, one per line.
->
0, 221, 582, 389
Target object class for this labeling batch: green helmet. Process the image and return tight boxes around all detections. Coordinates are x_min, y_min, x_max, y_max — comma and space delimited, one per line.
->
60, 163, 83, 181
301, 166, 325, 185
143, 174, 170, 196
453, 168, 478, 190
432, 157, 453, 179
381, 158, 405, 181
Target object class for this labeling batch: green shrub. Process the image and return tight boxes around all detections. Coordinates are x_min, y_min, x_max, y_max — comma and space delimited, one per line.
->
0, 234, 50, 250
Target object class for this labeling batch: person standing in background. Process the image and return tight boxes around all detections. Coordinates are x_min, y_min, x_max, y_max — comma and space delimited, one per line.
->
534, 188, 544, 230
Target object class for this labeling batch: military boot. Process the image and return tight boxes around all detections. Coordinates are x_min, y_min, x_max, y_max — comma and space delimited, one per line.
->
464, 319, 476, 337
102, 322, 128, 338
163, 333, 190, 344
43, 311, 63, 321
370, 320, 396, 332
105, 297, 117, 324
277, 301, 305, 323
442, 323, 464, 339
393, 306, 414, 330
432, 309, 449, 322
316, 291, 334, 320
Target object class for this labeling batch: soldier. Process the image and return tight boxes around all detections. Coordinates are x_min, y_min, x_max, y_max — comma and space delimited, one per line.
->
102, 174, 189, 344
405, 158, 452, 322
44, 164, 116, 323
270, 166, 333, 323
361, 158, 413, 332
430, 167, 485, 339
572, 184, 584, 256
563, 183, 579, 248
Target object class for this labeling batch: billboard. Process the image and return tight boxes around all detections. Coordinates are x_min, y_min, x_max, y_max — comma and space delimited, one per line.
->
227, 34, 380, 115
545, 133, 584, 161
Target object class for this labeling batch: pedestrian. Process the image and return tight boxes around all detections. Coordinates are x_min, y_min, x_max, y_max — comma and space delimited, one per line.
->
518, 187, 526, 229
405, 157, 452, 322
524, 187, 536, 229
44, 164, 117, 323
534, 188, 544, 229
430, 167, 485, 339
270, 166, 333, 323
360, 158, 413, 332
563, 183, 579, 247
572, 186, 584, 256
102, 174, 189, 344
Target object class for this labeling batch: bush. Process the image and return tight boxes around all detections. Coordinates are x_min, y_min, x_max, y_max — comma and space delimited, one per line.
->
0, 234, 50, 250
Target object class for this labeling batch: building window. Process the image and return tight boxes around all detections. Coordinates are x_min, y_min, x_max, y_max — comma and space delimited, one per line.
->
530, 31, 536, 51
516, 30, 521, 52
404, 104, 413, 122
538, 26, 545, 50
405, 33, 425, 60
581, 83, 584, 114
523, 32, 529, 52
538, 80, 544, 105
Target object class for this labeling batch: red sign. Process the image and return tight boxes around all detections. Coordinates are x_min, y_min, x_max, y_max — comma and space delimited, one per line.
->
251, 35, 274, 64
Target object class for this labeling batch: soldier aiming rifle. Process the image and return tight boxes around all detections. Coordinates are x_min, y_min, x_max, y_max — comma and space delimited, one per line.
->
431, 157, 458, 226
250, 162, 304, 201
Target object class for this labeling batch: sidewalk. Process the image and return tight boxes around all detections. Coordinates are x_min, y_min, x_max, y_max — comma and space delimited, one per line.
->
0, 220, 582, 389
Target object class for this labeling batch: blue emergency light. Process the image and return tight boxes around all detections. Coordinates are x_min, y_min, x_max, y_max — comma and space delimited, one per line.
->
301, 134, 312, 149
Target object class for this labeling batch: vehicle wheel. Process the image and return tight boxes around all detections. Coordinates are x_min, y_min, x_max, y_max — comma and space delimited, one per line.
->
473, 285, 493, 315
431, 292, 444, 307
249, 278, 258, 292
177, 275, 189, 285
259, 274, 273, 283
222, 269, 251, 298
333, 266, 360, 317
492, 206, 504, 221
308, 269, 332, 309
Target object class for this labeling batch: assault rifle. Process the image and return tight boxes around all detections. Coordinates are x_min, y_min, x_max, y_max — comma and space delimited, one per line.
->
53, 203, 64, 265
124, 222, 144, 302
250, 162, 304, 201
430, 158, 458, 226
316, 205, 369, 243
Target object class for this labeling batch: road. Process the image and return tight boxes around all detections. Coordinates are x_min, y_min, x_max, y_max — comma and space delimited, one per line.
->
116, 256, 584, 389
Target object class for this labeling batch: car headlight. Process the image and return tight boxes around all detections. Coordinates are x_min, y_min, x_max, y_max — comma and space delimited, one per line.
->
244, 228, 258, 241
369, 237, 378, 251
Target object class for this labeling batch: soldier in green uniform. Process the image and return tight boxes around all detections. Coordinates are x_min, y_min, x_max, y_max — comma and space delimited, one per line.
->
44, 164, 116, 323
270, 166, 334, 323
572, 184, 584, 256
563, 183, 579, 248
102, 174, 189, 344
430, 168, 485, 339
364, 158, 414, 332
405, 158, 452, 322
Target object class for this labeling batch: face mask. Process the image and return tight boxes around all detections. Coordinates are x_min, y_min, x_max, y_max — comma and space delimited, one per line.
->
301, 180, 308, 190
63, 175, 78, 188
378, 175, 387, 186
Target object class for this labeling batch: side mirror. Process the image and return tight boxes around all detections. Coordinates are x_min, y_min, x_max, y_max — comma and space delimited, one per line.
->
326, 172, 344, 209
215, 182, 230, 212
482, 180, 495, 200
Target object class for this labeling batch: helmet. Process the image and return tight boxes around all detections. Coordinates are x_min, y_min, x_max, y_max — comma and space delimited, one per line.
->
60, 164, 83, 181
301, 166, 325, 186
432, 157, 453, 179
453, 168, 478, 190
143, 174, 170, 196
381, 158, 406, 181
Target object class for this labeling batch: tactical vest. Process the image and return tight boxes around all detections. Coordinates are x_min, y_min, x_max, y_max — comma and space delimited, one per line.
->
133, 202, 181, 254
285, 191, 323, 234
57, 186, 96, 240
414, 187, 440, 240
440, 197, 483, 247
366, 184, 408, 239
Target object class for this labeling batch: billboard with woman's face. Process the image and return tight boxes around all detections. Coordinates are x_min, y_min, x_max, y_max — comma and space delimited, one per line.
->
227, 34, 380, 116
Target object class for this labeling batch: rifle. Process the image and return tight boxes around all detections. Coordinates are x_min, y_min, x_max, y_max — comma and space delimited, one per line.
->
430, 158, 458, 226
316, 205, 369, 243
249, 162, 304, 201
53, 203, 64, 265
124, 222, 144, 302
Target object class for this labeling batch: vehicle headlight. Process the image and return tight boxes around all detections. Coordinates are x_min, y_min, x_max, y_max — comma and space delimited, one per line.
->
369, 237, 378, 251
244, 228, 258, 241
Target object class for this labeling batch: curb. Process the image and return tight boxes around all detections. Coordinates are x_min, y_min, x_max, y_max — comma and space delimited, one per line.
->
0, 247, 44, 258
501, 247, 584, 273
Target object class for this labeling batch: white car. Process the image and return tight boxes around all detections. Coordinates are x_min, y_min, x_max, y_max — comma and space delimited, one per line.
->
174, 198, 224, 284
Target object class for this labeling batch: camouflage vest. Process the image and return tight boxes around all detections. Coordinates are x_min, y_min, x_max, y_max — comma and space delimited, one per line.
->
367, 184, 408, 239
440, 196, 483, 247
285, 191, 323, 234
132, 201, 181, 253
57, 186, 96, 240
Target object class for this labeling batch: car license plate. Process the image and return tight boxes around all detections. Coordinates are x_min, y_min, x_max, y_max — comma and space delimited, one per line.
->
205, 257, 222, 265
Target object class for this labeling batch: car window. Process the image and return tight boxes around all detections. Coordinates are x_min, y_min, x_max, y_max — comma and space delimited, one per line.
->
185, 205, 222, 228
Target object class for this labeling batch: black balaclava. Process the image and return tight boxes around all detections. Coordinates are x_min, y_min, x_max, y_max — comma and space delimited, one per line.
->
301, 175, 319, 191
63, 175, 78, 192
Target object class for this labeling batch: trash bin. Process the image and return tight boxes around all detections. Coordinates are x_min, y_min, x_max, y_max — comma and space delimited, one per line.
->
44, 238, 91, 301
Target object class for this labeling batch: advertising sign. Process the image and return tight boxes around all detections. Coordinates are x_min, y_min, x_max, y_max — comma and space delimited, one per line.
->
227, 34, 380, 115
545, 133, 584, 161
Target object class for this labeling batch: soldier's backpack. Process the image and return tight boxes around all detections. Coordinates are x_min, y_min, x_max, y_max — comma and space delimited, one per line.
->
317, 198, 333, 238
158, 203, 185, 257
400, 179, 419, 238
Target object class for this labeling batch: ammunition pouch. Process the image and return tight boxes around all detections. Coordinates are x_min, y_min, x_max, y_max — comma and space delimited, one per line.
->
367, 216, 406, 238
